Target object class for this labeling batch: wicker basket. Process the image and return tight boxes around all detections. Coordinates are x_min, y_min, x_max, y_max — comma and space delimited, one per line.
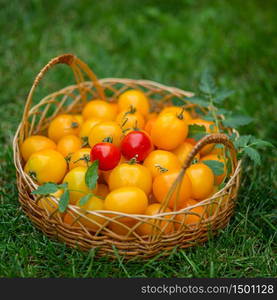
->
13, 54, 241, 259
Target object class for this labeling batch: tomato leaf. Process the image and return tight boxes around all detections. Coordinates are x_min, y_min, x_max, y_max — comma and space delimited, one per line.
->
213, 89, 234, 104
85, 160, 99, 190
243, 147, 261, 165
199, 69, 217, 95
202, 160, 225, 176
187, 96, 210, 107
250, 138, 274, 148
58, 183, 68, 190
31, 183, 59, 195
79, 193, 93, 207
222, 115, 253, 128
58, 189, 70, 213
188, 124, 207, 141
234, 135, 252, 149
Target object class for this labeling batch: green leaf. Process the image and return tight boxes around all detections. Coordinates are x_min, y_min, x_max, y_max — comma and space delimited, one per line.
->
58, 183, 68, 190
32, 183, 58, 195
250, 138, 274, 148
234, 135, 252, 148
199, 69, 217, 95
243, 147, 261, 165
79, 193, 93, 206
187, 96, 209, 107
58, 189, 70, 213
222, 115, 253, 128
213, 89, 234, 103
202, 160, 225, 176
85, 160, 99, 190
187, 124, 207, 141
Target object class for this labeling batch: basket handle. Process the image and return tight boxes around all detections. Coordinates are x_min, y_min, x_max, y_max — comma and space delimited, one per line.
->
21, 54, 106, 139
182, 133, 237, 171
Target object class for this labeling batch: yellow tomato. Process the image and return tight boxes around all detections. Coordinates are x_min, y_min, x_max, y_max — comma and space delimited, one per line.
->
153, 170, 192, 209
201, 154, 227, 185
144, 117, 157, 135
73, 114, 84, 126
88, 121, 123, 148
38, 189, 64, 214
77, 196, 106, 231
143, 150, 181, 178
175, 199, 206, 229
151, 112, 188, 150
108, 217, 137, 236
97, 183, 110, 199
186, 163, 214, 200
100, 155, 126, 184
116, 109, 145, 131
24, 149, 67, 184
48, 114, 81, 143
56, 135, 82, 158
105, 187, 148, 215
79, 118, 101, 141
63, 196, 106, 232
20, 135, 56, 162
173, 142, 200, 165
118, 89, 150, 116
62, 166, 98, 204
109, 102, 118, 116
160, 106, 192, 122
210, 146, 225, 156
136, 203, 174, 236
68, 148, 91, 170
187, 119, 216, 155
146, 112, 158, 121
82, 100, 117, 121
108, 163, 152, 195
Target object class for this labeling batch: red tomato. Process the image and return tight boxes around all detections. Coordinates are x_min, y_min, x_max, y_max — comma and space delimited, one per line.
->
90, 143, 121, 171
121, 130, 153, 162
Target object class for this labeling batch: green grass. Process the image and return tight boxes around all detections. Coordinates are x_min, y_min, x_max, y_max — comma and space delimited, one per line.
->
0, 0, 276, 278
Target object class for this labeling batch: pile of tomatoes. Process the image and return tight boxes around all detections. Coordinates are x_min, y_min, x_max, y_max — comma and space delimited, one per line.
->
21, 89, 227, 236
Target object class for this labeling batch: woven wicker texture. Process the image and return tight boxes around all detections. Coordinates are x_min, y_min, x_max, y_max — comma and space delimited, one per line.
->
13, 54, 241, 259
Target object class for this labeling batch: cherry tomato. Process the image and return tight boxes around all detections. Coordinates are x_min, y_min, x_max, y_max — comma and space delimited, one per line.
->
144, 117, 157, 135
151, 112, 188, 150
173, 142, 200, 165
62, 166, 98, 204
153, 170, 192, 209
56, 134, 82, 158
143, 150, 181, 178
24, 149, 67, 184
136, 203, 174, 236
116, 107, 145, 132
63, 196, 106, 232
121, 130, 153, 162
38, 189, 64, 215
201, 154, 227, 185
108, 162, 152, 195
105, 186, 148, 215
48, 114, 81, 143
68, 148, 91, 170
20, 135, 56, 162
186, 162, 214, 200
90, 142, 121, 171
88, 121, 123, 148
79, 117, 101, 141
118, 89, 150, 116
82, 100, 117, 121
160, 106, 192, 121
175, 199, 206, 229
